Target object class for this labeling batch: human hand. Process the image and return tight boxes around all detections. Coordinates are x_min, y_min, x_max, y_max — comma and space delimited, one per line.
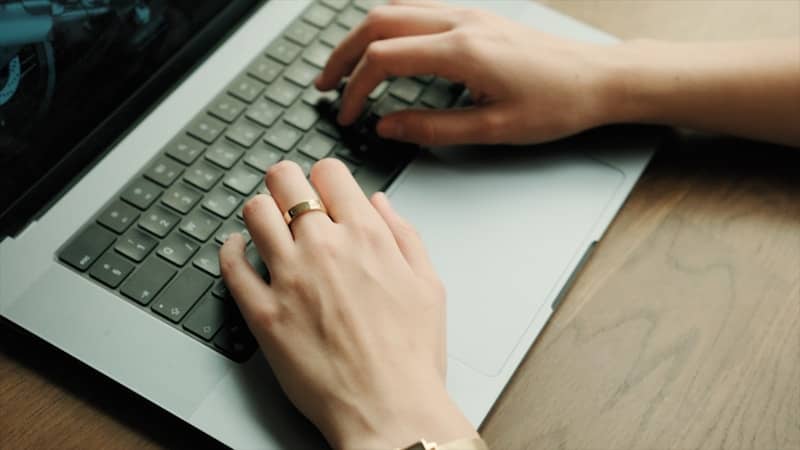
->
219, 159, 477, 449
316, 0, 619, 147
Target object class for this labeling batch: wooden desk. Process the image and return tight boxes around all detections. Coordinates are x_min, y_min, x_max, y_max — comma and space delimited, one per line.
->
2, 2, 798, 449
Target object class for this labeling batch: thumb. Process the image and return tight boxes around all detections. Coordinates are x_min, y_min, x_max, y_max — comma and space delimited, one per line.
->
376, 105, 511, 147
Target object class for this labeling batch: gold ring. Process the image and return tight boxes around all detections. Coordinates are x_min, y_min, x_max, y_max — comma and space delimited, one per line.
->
283, 199, 327, 225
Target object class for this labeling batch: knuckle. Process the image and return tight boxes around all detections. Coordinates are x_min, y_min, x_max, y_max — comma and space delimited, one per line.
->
449, 28, 475, 55
364, 6, 391, 32
482, 110, 510, 142
414, 117, 439, 146
250, 303, 279, 329
364, 41, 390, 66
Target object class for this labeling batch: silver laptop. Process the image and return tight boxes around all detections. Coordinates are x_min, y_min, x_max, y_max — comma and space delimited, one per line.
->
0, 1, 655, 448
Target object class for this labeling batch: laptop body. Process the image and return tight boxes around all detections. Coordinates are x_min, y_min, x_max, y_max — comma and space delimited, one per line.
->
0, 1, 655, 448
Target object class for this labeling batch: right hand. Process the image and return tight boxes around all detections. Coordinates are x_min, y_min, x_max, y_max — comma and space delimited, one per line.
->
316, 0, 619, 147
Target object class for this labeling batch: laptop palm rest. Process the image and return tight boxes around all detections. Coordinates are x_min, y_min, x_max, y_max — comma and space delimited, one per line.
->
386, 146, 624, 376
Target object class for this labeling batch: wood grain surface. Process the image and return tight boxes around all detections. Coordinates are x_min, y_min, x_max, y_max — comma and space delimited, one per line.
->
2, 1, 799, 449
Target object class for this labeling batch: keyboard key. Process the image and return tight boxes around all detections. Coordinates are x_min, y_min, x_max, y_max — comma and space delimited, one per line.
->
224, 163, 263, 195
184, 160, 224, 191
164, 134, 205, 165
321, 0, 348, 11
211, 279, 230, 299
284, 60, 320, 87
115, 227, 157, 262
227, 75, 266, 103
285, 152, 315, 176
226, 118, 264, 148
372, 95, 407, 117
248, 58, 284, 85
208, 94, 246, 123
355, 162, 399, 195
316, 117, 342, 139
152, 268, 213, 323
139, 205, 180, 238
319, 24, 349, 47
265, 78, 302, 107
388, 78, 424, 103
303, 4, 335, 28
205, 139, 245, 170
121, 178, 161, 210
120, 256, 177, 305
303, 42, 333, 69
284, 20, 319, 46
303, 85, 339, 106
264, 121, 302, 151
157, 232, 200, 266
246, 98, 283, 128
335, 156, 360, 174
266, 39, 302, 65
144, 157, 184, 187
180, 208, 222, 242
245, 244, 270, 280
298, 131, 335, 160
284, 102, 320, 131
215, 220, 251, 245
184, 294, 227, 341
414, 74, 436, 84
59, 224, 115, 271
214, 319, 257, 361
97, 200, 139, 234
89, 251, 134, 289
421, 78, 462, 109
338, 7, 366, 29
161, 183, 202, 214
368, 80, 389, 101
194, 243, 222, 277
203, 187, 242, 218
187, 114, 226, 145
244, 142, 283, 172
335, 144, 364, 164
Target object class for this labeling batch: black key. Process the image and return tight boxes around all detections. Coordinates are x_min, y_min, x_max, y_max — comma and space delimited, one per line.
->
161, 183, 202, 214
303, 42, 333, 69
214, 320, 257, 361
266, 39, 302, 65
194, 243, 222, 277
284, 60, 320, 88
184, 294, 227, 341
388, 78, 424, 104
413, 74, 436, 85
115, 227, 157, 262
157, 232, 200, 266
226, 118, 265, 148
336, 156, 359, 174
372, 95, 407, 117
184, 160, 224, 191
89, 251, 134, 289
421, 78, 461, 109
245, 244, 270, 280
215, 220, 251, 245
211, 279, 230, 299
338, 7, 366, 29
303, 86, 339, 107
335, 144, 364, 164
121, 178, 161, 210
298, 131, 335, 160
354, 0, 385, 12
164, 134, 205, 165
316, 118, 342, 139
180, 208, 222, 242
152, 268, 213, 323
187, 114, 226, 145
355, 162, 399, 196
285, 152, 315, 176
265, 78, 302, 107
303, 4, 336, 28
285, 20, 319, 46
247, 57, 284, 84
319, 24, 348, 47
227, 75, 266, 103
206, 139, 245, 169
208, 94, 246, 123
368, 80, 389, 101
97, 200, 139, 234
244, 142, 283, 172
144, 157, 184, 187
321, 0, 348, 11
224, 163, 263, 196
139, 205, 180, 238
284, 102, 320, 132
203, 187, 242, 218
120, 256, 177, 305
264, 121, 302, 151
246, 98, 283, 128
59, 224, 115, 271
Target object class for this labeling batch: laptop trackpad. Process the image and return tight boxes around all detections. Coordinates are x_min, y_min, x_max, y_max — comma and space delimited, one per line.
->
387, 147, 624, 376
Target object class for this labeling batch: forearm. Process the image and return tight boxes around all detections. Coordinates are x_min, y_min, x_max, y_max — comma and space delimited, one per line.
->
603, 39, 800, 147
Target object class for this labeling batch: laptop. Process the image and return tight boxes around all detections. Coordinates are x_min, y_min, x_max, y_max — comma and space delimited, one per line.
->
0, 0, 655, 448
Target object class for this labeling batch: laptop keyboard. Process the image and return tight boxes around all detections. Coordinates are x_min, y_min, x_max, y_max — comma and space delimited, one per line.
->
58, 0, 464, 362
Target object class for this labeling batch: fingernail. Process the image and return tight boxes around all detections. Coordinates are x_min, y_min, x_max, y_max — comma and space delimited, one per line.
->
378, 120, 404, 140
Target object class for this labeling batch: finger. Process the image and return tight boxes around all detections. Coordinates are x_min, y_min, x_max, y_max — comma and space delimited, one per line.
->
242, 193, 294, 266
370, 192, 437, 277
309, 158, 382, 225
316, 5, 453, 90
376, 104, 513, 147
338, 33, 457, 124
265, 160, 332, 237
220, 233, 278, 327
389, 0, 450, 8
